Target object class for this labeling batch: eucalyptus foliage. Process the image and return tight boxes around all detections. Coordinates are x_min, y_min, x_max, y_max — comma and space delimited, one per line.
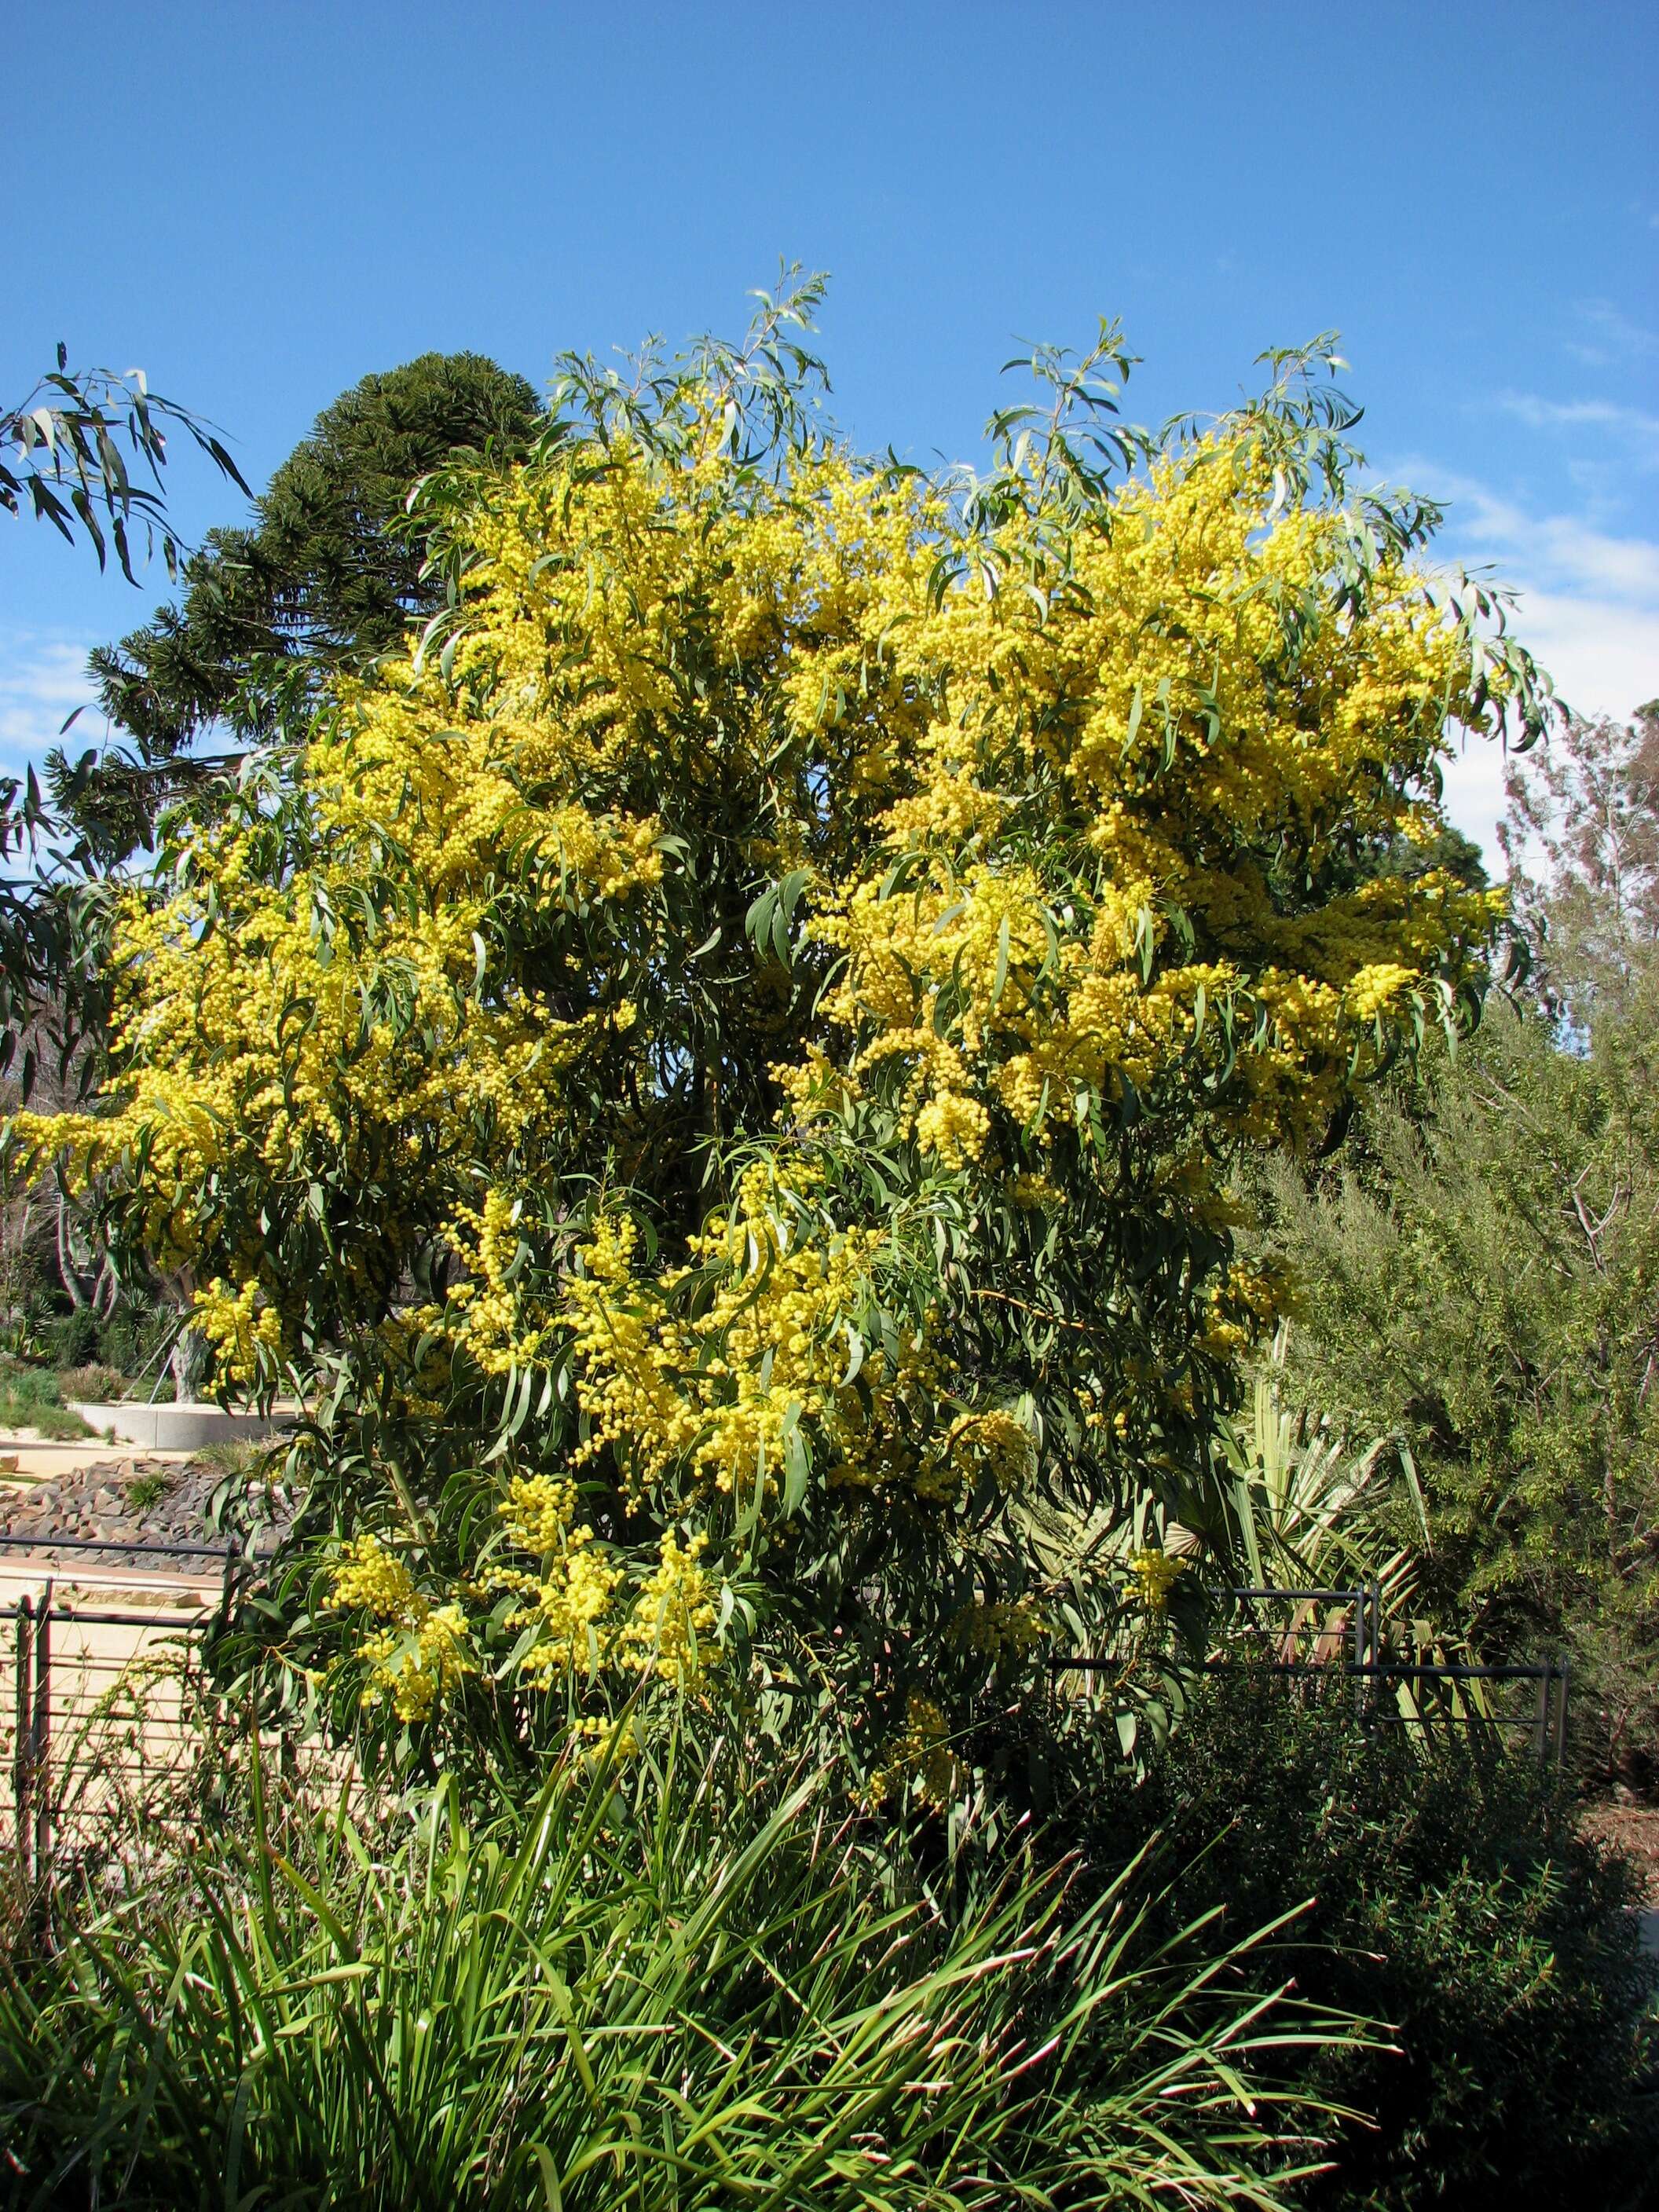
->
1, 350, 247, 1086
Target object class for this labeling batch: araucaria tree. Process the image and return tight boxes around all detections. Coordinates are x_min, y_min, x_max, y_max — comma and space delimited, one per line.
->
10, 281, 1553, 1785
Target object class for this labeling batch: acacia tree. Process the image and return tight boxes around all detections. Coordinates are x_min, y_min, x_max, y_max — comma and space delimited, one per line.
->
9, 280, 1554, 1789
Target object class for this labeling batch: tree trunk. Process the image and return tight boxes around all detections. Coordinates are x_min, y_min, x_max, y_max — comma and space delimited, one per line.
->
170, 1323, 210, 1402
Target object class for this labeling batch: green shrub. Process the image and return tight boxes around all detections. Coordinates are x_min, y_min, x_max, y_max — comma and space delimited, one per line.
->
1073, 1672, 1658, 2211
0, 1734, 1357, 2211
55, 1362, 127, 1404
32, 1302, 176, 1387
0, 1361, 91, 1439
36, 1308, 103, 1374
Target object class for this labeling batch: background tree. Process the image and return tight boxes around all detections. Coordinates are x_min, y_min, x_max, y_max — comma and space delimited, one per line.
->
1502, 700, 1659, 1019
60, 352, 543, 861
1263, 702, 1659, 1789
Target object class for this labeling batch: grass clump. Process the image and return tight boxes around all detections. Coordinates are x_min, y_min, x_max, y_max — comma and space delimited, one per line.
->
189, 1437, 269, 1480
0, 1731, 1356, 2211
55, 1363, 130, 1406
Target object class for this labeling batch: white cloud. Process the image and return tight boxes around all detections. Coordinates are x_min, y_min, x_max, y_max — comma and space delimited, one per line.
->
1564, 298, 1659, 366
1408, 471, 1659, 859
1419, 471, 1659, 606
1494, 392, 1659, 470
1437, 740, 1514, 864
1438, 589, 1659, 859
0, 632, 100, 782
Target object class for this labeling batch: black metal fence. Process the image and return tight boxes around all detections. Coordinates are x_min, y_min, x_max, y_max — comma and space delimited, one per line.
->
1058, 1584, 1571, 1769
2, 1536, 243, 1884
5, 1560, 1572, 1890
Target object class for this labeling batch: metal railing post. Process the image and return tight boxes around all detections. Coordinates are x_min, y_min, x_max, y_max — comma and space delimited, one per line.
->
13, 1597, 32, 1884
1553, 1658, 1570, 1771
32, 1581, 52, 1884
1533, 1661, 1552, 1767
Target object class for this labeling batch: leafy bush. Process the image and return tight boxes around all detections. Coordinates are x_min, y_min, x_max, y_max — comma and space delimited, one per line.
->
35, 1306, 104, 1374
1255, 707, 1659, 1792
22, 1298, 176, 1387
1073, 1671, 1658, 2211
0, 1736, 1355, 2211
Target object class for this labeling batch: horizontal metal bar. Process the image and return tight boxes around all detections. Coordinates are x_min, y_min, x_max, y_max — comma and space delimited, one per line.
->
1357, 1663, 1556, 1682
0, 1619, 212, 1636
1225, 1588, 1364, 1602
0, 1535, 253, 1558
1053, 1655, 1558, 1683
1366, 1714, 1541, 1729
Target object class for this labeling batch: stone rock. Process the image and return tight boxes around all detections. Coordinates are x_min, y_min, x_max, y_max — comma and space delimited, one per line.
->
0, 1451, 291, 1574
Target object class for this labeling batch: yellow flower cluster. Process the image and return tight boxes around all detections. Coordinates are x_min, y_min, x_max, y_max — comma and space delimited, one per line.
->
193, 1276, 282, 1386
327, 1535, 477, 1721
794, 436, 1509, 1166
943, 1409, 1038, 1492
562, 1166, 922, 1505
493, 1474, 721, 1693
500, 1472, 585, 1557
949, 1599, 1049, 1661
614, 1531, 720, 1689
1126, 1549, 1186, 1613
329, 1531, 419, 1616
573, 1712, 641, 1763
558, 1164, 1035, 1515
865, 1693, 966, 1811
357, 1606, 475, 1725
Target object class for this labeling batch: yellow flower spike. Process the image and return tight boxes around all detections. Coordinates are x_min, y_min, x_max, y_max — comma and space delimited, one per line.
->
328, 1533, 422, 1623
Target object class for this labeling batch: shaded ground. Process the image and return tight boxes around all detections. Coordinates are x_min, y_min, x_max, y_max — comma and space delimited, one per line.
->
1584, 1803, 1659, 1910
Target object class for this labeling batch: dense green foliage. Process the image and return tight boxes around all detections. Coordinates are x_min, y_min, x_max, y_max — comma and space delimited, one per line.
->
1261, 708, 1659, 1786
1075, 1672, 1657, 2211
0, 1354, 92, 1437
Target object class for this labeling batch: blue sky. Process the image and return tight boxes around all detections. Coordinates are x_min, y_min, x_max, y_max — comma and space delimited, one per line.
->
5, 0, 1654, 857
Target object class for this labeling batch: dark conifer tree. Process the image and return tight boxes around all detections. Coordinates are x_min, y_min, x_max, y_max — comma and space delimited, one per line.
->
58, 352, 542, 859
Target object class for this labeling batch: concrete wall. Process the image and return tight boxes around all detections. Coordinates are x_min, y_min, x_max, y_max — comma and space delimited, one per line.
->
68, 1402, 293, 1450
